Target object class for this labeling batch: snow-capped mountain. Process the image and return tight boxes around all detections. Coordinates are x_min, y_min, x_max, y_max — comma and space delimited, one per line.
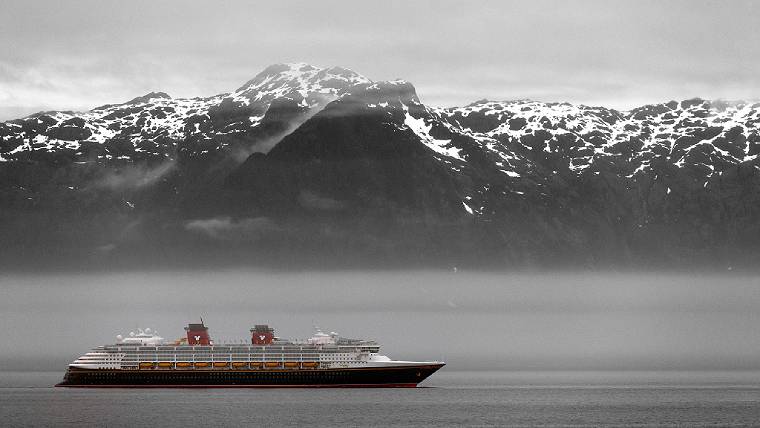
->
0, 63, 369, 162
438, 98, 759, 178
1, 63, 759, 269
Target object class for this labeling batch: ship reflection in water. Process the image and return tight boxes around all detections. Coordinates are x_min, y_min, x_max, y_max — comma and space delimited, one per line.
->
57, 320, 444, 388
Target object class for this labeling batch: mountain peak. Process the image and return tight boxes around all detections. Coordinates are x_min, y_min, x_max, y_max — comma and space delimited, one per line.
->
251, 63, 319, 81
124, 91, 172, 105
234, 63, 371, 99
360, 80, 420, 105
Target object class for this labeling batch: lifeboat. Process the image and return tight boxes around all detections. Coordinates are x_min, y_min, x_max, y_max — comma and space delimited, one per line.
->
264, 362, 281, 368
249, 362, 263, 368
284, 362, 299, 368
231, 362, 248, 368
302, 362, 319, 368
176, 362, 192, 368
213, 362, 229, 368
157, 362, 173, 368
194, 362, 210, 368
139, 362, 154, 369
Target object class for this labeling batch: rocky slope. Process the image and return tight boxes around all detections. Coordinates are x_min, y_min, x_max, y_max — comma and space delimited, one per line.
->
1, 63, 759, 270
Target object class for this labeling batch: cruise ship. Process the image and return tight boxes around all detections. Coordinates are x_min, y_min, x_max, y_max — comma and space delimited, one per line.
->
56, 321, 444, 387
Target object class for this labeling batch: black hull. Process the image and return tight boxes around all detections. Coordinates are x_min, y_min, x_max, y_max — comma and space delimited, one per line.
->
56, 364, 444, 388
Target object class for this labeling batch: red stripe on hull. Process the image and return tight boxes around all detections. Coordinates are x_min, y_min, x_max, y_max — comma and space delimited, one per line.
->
56, 383, 419, 388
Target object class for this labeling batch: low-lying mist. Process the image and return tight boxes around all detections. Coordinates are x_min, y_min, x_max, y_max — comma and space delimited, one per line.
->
1, 271, 758, 371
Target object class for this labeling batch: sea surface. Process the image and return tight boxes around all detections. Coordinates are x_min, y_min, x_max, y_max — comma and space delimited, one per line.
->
2, 371, 760, 427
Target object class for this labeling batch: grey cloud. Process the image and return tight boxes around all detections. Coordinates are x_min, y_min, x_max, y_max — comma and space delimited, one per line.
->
93, 243, 116, 255
92, 161, 175, 190
0, 0, 758, 119
185, 216, 281, 241
297, 190, 346, 211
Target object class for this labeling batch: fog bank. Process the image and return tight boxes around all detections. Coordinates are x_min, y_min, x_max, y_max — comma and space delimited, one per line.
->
1, 271, 758, 371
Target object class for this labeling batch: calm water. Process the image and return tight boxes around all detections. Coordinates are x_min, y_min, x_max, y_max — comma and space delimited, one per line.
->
2, 371, 760, 427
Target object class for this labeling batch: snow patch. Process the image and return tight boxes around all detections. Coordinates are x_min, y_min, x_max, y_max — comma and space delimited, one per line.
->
402, 104, 464, 161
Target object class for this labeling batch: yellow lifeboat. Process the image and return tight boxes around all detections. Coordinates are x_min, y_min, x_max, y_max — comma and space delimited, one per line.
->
231, 362, 248, 368
139, 362, 154, 369
213, 362, 229, 368
284, 362, 299, 368
264, 362, 281, 368
302, 362, 319, 368
176, 362, 192, 368
194, 362, 210, 368
157, 362, 173, 368
250, 362, 263, 368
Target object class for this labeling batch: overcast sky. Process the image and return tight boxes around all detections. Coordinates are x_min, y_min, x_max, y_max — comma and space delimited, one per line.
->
0, 0, 758, 120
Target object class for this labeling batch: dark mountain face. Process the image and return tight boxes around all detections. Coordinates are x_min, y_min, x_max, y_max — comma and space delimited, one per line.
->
228, 81, 465, 217
1, 63, 759, 270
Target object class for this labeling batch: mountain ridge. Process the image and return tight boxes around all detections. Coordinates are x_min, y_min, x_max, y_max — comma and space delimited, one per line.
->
1, 63, 759, 270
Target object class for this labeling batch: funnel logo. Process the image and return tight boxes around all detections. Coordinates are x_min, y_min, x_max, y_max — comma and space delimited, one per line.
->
194, 335, 201, 341
259, 335, 266, 341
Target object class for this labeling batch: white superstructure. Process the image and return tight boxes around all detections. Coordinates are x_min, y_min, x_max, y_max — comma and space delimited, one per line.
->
68, 325, 440, 371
